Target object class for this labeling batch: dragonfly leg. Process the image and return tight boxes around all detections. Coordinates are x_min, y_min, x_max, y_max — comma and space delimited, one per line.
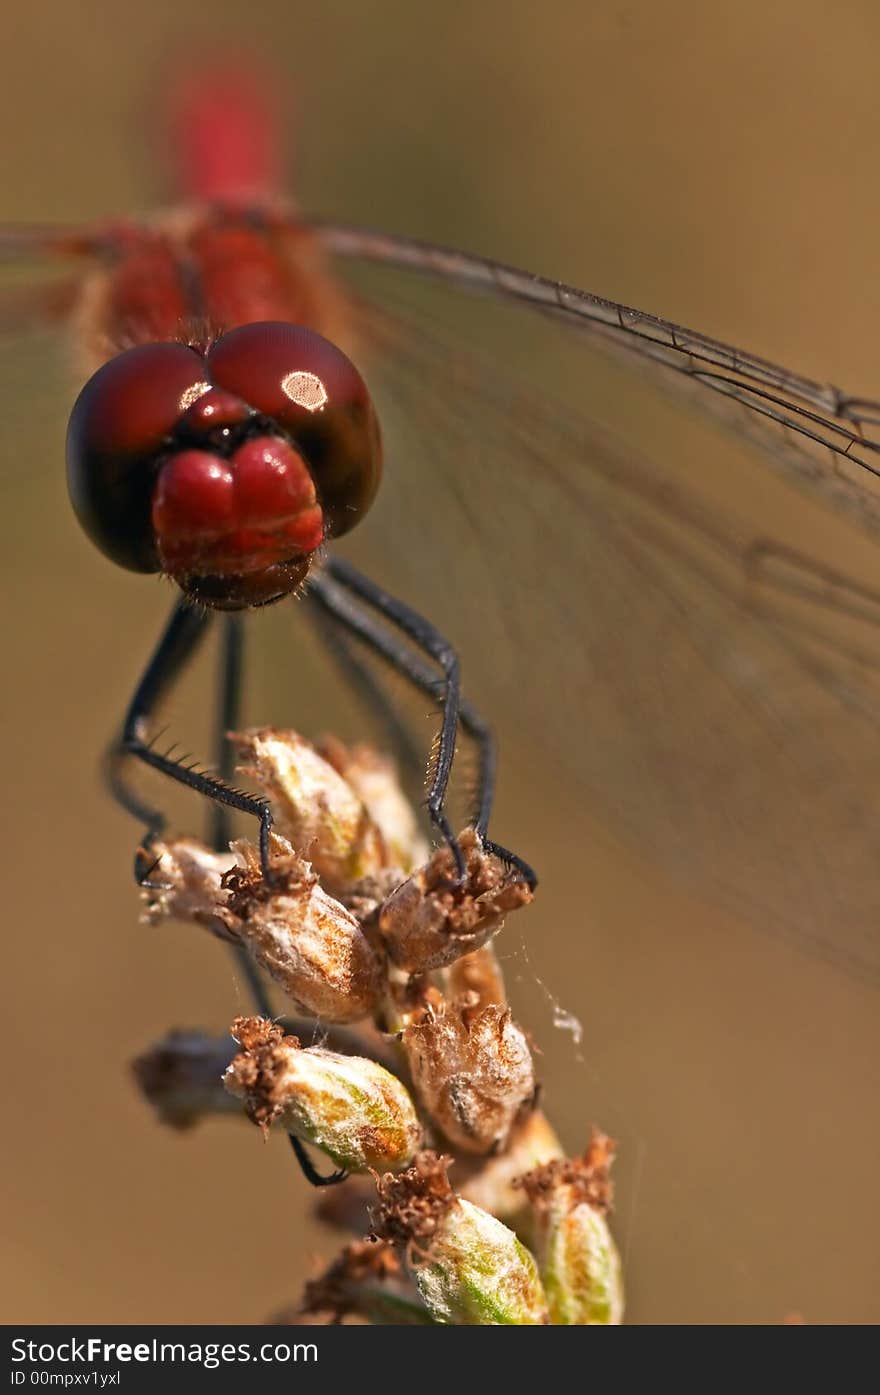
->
209, 612, 246, 853
309, 561, 537, 887
105, 597, 275, 885
211, 614, 274, 1009
317, 557, 464, 877
306, 599, 426, 785
213, 615, 346, 1188
289, 1135, 347, 1187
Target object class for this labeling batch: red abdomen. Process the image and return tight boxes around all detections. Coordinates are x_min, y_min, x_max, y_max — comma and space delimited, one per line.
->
79, 60, 351, 367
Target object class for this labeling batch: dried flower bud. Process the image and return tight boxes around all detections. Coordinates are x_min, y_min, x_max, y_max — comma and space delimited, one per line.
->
224, 1017, 422, 1173
401, 999, 536, 1154
316, 736, 428, 873
131, 1020, 404, 1129
221, 840, 383, 1022
459, 1111, 564, 1232
518, 1131, 624, 1325
445, 944, 508, 1009
131, 1030, 242, 1129
378, 830, 533, 974
373, 1153, 548, 1325
234, 728, 391, 895
140, 834, 382, 1023
139, 837, 235, 936
300, 1239, 433, 1325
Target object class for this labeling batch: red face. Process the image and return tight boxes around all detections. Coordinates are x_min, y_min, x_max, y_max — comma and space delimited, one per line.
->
66, 323, 382, 608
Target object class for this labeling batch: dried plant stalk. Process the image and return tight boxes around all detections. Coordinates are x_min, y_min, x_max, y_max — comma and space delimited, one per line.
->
133, 727, 623, 1325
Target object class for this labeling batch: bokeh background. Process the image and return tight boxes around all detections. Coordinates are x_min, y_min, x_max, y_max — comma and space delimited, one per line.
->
2, 0, 879, 1325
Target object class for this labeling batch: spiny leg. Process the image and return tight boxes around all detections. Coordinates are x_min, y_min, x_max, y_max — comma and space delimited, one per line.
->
308, 562, 536, 888
108, 602, 343, 1186
209, 613, 246, 852
317, 556, 463, 877
306, 599, 427, 787
105, 596, 275, 882
213, 615, 346, 1188
211, 614, 273, 1012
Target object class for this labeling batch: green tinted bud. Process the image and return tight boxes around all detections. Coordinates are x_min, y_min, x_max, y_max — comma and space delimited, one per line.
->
539, 1192, 623, 1324
224, 1017, 422, 1173
374, 1153, 548, 1325
520, 1132, 624, 1325
416, 1199, 548, 1326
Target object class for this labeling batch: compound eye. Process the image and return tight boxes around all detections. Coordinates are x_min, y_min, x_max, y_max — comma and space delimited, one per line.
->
66, 343, 209, 571
207, 322, 382, 537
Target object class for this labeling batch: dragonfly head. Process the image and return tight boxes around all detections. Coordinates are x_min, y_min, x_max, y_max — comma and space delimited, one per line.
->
66, 323, 383, 609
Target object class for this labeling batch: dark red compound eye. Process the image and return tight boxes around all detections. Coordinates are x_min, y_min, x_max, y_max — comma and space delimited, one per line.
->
207, 322, 382, 538
66, 342, 209, 571
66, 324, 381, 609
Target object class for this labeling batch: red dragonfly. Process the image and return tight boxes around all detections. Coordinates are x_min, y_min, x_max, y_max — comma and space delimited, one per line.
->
3, 63, 880, 1005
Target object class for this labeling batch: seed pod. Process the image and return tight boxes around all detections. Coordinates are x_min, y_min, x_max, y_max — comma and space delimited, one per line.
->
131, 1030, 243, 1129
378, 830, 533, 974
224, 1017, 422, 1173
234, 728, 390, 895
373, 1152, 548, 1325
400, 999, 536, 1154
300, 1239, 434, 1326
445, 944, 508, 1009
138, 836, 236, 937
518, 1131, 624, 1325
131, 1019, 404, 1130
459, 1111, 564, 1234
316, 735, 429, 873
221, 840, 383, 1022
141, 833, 383, 1023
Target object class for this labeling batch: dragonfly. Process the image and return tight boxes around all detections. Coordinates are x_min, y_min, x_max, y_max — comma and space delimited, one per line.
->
3, 62, 880, 1029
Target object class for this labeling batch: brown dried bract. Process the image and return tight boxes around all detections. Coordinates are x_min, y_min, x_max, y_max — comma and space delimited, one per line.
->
218, 840, 383, 1023
300, 1239, 401, 1321
139, 837, 236, 939
371, 1151, 456, 1252
401, 999, 536, 1155
517, 1129, 617, 1215
445, 945, 508, 1010
226, 1015, 300, 1135
378, 830, 533, 974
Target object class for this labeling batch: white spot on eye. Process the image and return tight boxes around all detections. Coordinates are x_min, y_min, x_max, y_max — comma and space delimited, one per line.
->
178, 380, 212, 412
281, 371, 328, 412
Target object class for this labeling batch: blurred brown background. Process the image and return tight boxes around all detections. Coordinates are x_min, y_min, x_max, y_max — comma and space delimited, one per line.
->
1, 0, 879, 1325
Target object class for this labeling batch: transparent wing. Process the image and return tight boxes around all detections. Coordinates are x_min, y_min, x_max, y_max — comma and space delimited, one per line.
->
5, 216, 880, 985
316, 246, 880, 986
315, 223, 880, 541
